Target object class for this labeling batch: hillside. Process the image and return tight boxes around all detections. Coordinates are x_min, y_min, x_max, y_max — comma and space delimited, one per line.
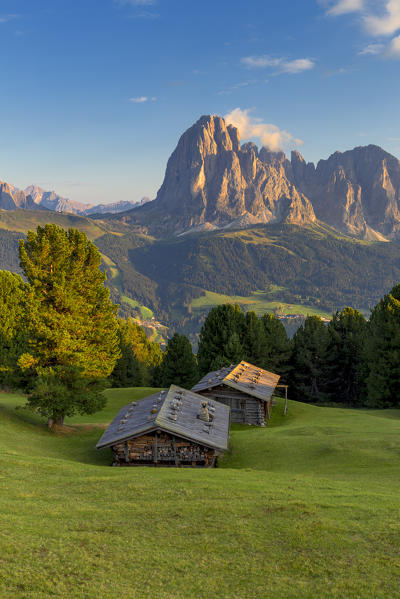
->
2, 214, 400, 334
96, 222, 400, 332
0, 389, 399, 598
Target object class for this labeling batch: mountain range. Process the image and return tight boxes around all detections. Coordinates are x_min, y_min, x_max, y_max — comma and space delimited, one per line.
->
110, 115, 400, 241
0, 181, 149, 216
1, 114, 400, 337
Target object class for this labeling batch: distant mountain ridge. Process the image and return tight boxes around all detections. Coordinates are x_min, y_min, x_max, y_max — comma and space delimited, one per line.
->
112, 115, 400, 240
0, 182, 149, 216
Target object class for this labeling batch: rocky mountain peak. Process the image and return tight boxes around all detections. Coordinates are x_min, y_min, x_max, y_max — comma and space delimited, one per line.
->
149, 114, 316, 233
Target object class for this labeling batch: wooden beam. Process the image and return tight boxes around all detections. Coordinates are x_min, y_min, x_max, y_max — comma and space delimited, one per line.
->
172, 435, 179, 467
153, 432, 158, 465
277, 384, 289, 416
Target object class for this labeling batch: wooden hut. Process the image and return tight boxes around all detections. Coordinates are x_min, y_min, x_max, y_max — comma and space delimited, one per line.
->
96, 385, 230, 467
192, 361, 280, 426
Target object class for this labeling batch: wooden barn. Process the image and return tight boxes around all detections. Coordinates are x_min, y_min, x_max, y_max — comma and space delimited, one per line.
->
96, 385, 230, 467
192, 361, 280, 426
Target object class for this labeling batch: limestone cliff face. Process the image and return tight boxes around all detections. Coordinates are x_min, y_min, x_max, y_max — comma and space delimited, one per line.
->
289, 145, 400, 240
151, 115, 400, 238
152, 115, 315, 233
0, 182, 37, 210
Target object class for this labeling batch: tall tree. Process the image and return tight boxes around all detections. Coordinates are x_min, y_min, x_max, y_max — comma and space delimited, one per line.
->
365, 284, 400, 408
289, 316, 329, 403
161, 333, 198, 388
19, 224, 120, 425
111, 318, 163, 387
197, 304, 245, 375
243, 311, 268, 367
261, 313, 291, 377
111, 337, 143, 388
325, 307, 367, 406
0, 271, 30, 388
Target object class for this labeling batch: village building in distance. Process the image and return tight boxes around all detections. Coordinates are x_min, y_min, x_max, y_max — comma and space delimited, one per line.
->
96, 385, 230, 467
192, 361, 280, 426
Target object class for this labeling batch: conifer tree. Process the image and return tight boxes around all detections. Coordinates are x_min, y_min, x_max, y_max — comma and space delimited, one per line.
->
289, 316, 329, 403
19, 225, 120, 425
365, 284, 400, 408
111, 337, 143, 388
325, 307, 366, 406
0, 271, 30, 388
243, 311, 268, 367
197, 304, 245, 374
260, 313, 291, 378
111, 318, 162, 386
161, 333, 198, 388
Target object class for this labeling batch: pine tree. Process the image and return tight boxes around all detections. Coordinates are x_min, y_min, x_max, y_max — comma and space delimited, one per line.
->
289, 316, 329, 403
161, 333, 198, 388
111, 319, 162, 387
243, 311, 268, 367
19, 225, 120, 425
261, 313, 291, 378
0, 271, 30, 388
197, 304, 245, 374
365, 284, 400, 408
111, 338, 143, 388
325, 307, 367, 406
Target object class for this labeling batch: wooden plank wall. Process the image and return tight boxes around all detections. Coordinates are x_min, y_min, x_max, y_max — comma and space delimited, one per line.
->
197, 385, 266, 426
112, 432, 217, 467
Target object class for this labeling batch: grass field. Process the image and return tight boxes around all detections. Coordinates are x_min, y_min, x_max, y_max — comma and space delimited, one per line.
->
1, 388, 400, 598
0, 209, 109, 240
191, 289, 332, 319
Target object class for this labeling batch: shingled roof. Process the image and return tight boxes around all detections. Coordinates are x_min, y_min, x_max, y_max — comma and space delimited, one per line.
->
96, 385, 230, 452
192, 361, 280, 403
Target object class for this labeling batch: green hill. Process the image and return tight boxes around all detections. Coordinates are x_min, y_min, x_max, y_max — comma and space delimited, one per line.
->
2, 214, 400, 334
1, 389, 399, 598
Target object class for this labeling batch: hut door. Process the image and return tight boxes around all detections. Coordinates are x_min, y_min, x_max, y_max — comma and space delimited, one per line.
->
230, 398, 245, 423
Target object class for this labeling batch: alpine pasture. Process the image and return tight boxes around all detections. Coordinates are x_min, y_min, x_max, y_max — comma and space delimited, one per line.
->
1, 389, 399, 599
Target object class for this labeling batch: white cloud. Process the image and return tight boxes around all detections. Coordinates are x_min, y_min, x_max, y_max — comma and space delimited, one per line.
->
364, 0, 400, 36
129, 96, 157, 103
327, 0, 364, 16
224, 108, 303, 152
279, 58, 315, 73
326, 1, 400, 60
241, 55, 315, 74
358, 43, 384, 54
386, 33, 400, 55
0, 14, 19, 23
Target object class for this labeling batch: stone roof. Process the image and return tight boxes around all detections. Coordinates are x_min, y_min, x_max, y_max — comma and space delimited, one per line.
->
96, 385, 230, 452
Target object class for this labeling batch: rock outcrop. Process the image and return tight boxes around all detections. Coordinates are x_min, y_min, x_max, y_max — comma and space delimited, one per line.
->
149, 115, 315, 233
0, 183, 145, 216
0, 182, 38, 210
287, 145, 400, 239
134, 115, 400, 238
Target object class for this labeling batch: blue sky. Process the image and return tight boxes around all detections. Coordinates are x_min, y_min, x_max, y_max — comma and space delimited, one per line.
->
0, 0, 399, 204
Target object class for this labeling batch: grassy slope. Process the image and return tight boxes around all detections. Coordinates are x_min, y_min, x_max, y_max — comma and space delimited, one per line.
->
1, 389, 400, 598
191, 289, 333, 319
0, 210, 108, 240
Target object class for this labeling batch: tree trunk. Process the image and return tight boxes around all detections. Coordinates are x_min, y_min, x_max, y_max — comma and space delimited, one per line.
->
47, 415, 64, 428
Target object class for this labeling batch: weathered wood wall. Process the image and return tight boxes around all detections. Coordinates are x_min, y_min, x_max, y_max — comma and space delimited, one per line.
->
112, 431, 217, 467
197, 385, 266, 426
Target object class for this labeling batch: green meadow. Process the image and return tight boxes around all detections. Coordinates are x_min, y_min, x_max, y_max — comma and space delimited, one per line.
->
191, 289, 332, 319
1, 388, 400, 598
